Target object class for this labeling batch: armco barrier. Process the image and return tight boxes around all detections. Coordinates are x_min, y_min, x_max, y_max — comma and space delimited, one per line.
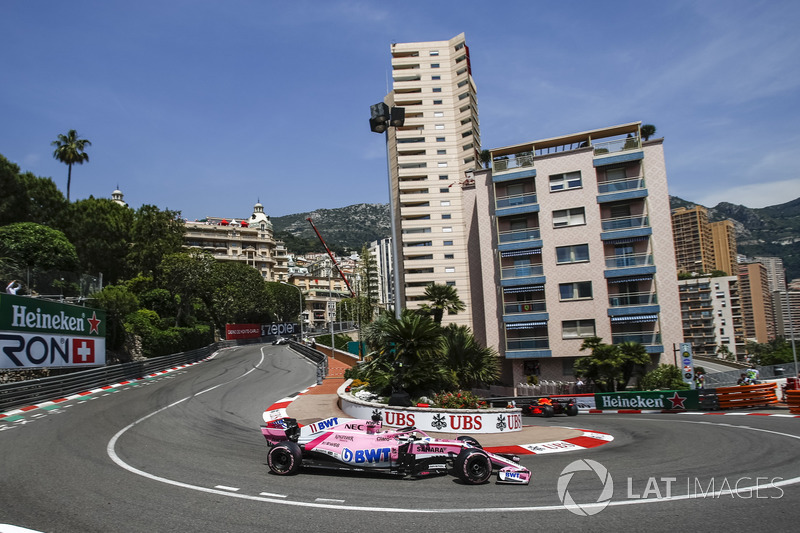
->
715, 382, 778, 409
786, 390, 800, 415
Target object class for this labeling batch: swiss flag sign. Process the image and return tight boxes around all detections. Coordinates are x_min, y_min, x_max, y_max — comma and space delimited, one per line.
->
73, 339, 95, 364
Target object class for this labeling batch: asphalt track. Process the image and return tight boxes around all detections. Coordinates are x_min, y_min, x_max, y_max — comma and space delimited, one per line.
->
1, 344, 799, 532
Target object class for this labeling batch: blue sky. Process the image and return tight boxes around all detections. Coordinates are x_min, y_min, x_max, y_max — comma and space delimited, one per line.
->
2, 0, 798, 221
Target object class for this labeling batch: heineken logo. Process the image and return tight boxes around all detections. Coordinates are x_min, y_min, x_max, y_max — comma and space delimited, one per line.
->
11, 305, 100, 334
598, 391, 693, 410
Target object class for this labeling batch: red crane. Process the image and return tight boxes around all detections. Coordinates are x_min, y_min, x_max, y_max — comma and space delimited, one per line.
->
306, 217, 356, 298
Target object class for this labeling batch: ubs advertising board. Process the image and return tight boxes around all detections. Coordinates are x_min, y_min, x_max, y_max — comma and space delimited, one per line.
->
0, 294, 106, 370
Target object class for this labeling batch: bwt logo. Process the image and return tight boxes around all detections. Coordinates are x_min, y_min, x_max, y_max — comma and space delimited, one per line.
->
342, 447, 391, 464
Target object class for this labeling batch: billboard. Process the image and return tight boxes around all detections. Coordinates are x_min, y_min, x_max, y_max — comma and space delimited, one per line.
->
0, 294, 106, 369
225, 323, 262, 340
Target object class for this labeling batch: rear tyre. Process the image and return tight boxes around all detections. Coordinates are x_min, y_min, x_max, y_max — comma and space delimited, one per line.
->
267, 441, 302, 475
542, 405, 555, 418
454, 448, 492, 485
566, 404, 579, 416
457, 435, 483, 449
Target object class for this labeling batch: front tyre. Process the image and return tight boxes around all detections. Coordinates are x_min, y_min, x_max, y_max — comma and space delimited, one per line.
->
454, 448, 492, 485
267, 441, 302, 475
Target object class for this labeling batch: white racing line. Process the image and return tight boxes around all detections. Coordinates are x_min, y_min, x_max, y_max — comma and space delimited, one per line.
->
107, 362, 800, 513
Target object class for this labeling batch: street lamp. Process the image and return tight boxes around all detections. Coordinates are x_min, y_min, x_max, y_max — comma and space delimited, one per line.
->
280, 281, 304, 341
370, 102, 405, 319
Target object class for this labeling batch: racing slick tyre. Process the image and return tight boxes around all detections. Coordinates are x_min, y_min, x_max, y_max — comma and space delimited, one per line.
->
267, 441, 302, 475
454, 448, 492, 485
457, 436, 483, 449
565, 404, 579, 416
542, 405, 555, 418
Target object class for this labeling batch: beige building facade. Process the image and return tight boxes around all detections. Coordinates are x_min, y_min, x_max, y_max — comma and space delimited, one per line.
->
465, 123, 682, 383
386, 33, 481, 327
183, 201, 288, 282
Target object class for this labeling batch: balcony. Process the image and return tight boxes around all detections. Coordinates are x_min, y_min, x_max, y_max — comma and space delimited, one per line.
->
604, 253, 653, 270
501, 264, 544, 281
609, 292, 658, 307
498, 227, 541, 244
493, 152, 534, 173
593, 136, 641, 156
601, 214, 649, 232
611, 332, 662, 346
506, 336, 550, 351
598, 175, 645, 195
503, 299, 547, 315
496, 192, 537, 210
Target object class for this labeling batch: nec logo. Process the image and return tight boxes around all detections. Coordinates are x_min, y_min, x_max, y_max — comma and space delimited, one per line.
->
342, 447, 391, 463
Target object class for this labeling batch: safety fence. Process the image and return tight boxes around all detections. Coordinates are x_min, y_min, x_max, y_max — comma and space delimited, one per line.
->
715, 382, 779, 410
516, 381, 592, 396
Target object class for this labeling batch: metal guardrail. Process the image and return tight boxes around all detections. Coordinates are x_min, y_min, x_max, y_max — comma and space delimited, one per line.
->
0, 336, 305, 412
287, 340, 328, 384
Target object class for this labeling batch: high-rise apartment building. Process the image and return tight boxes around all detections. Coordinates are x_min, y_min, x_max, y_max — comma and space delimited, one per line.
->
671, 206, 715, 274
738, 262, 775, 342
678, 276, 744, 359
710, 220, 738, 276
753, 256, 787, 292
386, 33, 481, 327
465, 122, 682, 383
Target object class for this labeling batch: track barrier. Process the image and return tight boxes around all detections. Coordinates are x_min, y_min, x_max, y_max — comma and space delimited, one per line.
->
715, 382, 778, 409
786, 390, 800, 415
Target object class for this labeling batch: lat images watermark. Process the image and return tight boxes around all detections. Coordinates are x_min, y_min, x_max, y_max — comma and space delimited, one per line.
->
557, 460, 784, 516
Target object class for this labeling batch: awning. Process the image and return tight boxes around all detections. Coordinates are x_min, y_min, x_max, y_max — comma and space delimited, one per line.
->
607, 235, 650, 244
503, 285, 544, 294
506, 320, 548, 330
610, 314, 658, 324
500, 248, 542, 258
608, 275, 653, 284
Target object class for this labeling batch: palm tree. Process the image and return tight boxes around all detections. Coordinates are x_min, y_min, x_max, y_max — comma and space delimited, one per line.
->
419, 283, 466, 325
640, 124, 657, 142
52, 129, 91, 201
440, 324, 500, 389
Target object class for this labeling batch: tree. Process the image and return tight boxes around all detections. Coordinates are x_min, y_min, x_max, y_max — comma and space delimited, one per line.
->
51, 129, 91, 202
440, 324, 500, 389
618, 341, 651, 388
265, 281, 303, 323
60, 197, 133, 284
479, 149, 491, 169
204, 261, 272, 337
0, 154, 68, 227
575, 341, 625, 392
157, 251, 216, 327
127, 205, 185, 277
640, 364, 689, 390
91, 284, 139, 353
0, 222, 78, 292
418, 283, 466, 325
641, 124, 657, 141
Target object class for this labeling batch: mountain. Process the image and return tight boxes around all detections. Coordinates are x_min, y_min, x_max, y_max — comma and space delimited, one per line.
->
271, 203, 391, 255
669, 196, 800, 281
271, 196, 800, 282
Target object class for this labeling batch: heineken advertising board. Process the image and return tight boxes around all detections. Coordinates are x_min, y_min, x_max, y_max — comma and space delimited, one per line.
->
0, 294, 106, 369
595, 390, 699, 410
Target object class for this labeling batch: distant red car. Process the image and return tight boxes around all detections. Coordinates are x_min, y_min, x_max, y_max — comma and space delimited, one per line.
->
522, 397, 579, 417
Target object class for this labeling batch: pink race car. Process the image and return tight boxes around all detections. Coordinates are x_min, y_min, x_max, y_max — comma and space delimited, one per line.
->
260, 414, 531, 485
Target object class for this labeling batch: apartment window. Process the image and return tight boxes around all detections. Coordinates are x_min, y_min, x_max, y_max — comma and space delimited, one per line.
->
431, 63, 440, 68
556, 244, 590, 264
440, 187, 449, 192
553, 207, 586, 228
433, 100, 443, 105
440, 200, 450, 206
446, 281, 456, 286
443, 240, 453, 246
442, 214, 451, 219
549, 171, 582, 192
445, 267, 455, 273
562, 320, 596, 339
430, 51, 439, 56
444, 254, 454, 259
559, 282, 592, 301
437, 149, 447, 155
434, 112, 444, 117
439, 175, 448, 180
435, 124, 445, 130
442, 227, 453, 232
436, 137, 445, 142
437, 163, 448, 168
432, 75, 441, 80
433, 87, 442, 92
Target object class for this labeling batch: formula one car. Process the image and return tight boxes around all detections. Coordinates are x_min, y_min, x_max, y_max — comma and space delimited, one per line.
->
260, 414, 531, 485
521, 397, 579, 418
